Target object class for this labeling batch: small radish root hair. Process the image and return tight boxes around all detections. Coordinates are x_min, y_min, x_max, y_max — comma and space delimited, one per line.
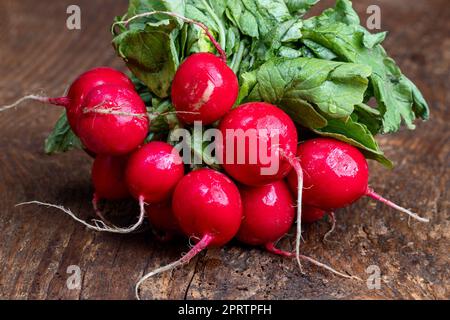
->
366, 188, 429, 223
135, 234, 213, 300
16, 196, 147, 234
0, 95, 69, 112
265, 242, 361, 281
323, 211, 337, 243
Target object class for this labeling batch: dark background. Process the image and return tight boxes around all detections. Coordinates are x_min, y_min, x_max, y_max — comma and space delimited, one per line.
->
0, 0, 448, 300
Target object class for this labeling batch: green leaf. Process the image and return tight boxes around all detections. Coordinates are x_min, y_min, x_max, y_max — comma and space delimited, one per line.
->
127, 0, 186, 25
45, 112, 83, 155
284, 0, 319, 16
302, 39, 338, 60
225, 0, 292, 38
313, 116, 393, 168
352, 103, 382, 135
241, 57, 371, 124
362, 31, 387, 49
302, 0, 429, 133
113, 23, 180, 98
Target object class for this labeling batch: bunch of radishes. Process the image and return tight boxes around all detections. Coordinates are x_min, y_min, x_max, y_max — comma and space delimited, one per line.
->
1, 10, 429, 300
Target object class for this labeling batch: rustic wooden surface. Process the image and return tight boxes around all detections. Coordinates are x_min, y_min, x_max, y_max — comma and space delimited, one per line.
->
0, 0, 448, 300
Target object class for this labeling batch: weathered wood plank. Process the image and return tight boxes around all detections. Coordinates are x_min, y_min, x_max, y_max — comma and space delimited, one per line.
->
0, 0, 448, 300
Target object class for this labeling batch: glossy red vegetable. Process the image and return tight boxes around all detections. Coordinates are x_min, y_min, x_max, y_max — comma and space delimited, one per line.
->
301, 205, 326, 224
77, 84, 149, 155
65, 67, 135, 132
218, 102, 299, 186
135, 169, 242, 298
125, 142, 184, 204
288, 138, 429, 222
171, 53, 239, 125
172, 169, 243, 247
218, 102, 306, 268
237, 181, 295, 247
0, 67, 135, 134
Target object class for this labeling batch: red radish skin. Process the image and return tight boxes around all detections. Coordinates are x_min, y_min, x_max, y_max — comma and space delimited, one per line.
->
145, 201, 181, 241
237, 181, 295, 246
302, 205, 326, 224
288, 138, 429, 222
218, 102, 299, 186
91, 155, 130, 221
77, 84, 149, 155
92, 155, 130, 201
0, 67, 134, 134
64, 67, 135, 132
135, 169, 242, 299
218, 102, 305, 269
172, 169, 242, 247
171, 53, 239, 125
125, 142, 184, 204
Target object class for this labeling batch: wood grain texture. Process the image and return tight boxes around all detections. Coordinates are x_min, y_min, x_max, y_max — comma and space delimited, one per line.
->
0, 0, 448, 300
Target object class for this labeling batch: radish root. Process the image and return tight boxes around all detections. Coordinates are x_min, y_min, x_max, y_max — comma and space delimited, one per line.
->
92, 193, 108, 222
17, 196, 146, 234
283, 152, 304, 273
366, 188, 429, 223
0, 95, 69, 112
114, 11, 227, 63
323, 212, 337, 243
265, 242, 361, 281
135, 234, 213, 300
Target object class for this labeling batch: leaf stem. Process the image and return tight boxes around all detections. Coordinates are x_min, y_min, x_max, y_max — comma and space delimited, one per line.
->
200, 0, 226, 52
230, 41, 246, 73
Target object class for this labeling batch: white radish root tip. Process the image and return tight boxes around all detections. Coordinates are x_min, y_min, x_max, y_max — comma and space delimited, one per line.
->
16, 197, 146, 234
135, 234, 213, 300
0, 95, 68, 112
366, 188, 429, 223
266, 242, 360, 281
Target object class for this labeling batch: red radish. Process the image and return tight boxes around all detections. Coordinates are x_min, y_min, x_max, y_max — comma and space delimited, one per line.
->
218, 102, 305, 269
145, 201, 181, 240
135, 169, 242, 299
0, 67, 134, 133
302, 205, 326, 224
77, 84, 149, 155
237, 181, 295, 246
287, 138, 429, 222
115, 11, 237, 125
236, 181, 352, 279
91, 155, 130, 221
218, 102, 299, 186
171, 53, 239, 125
125, 142, 184, 204
92, 155, 130, 201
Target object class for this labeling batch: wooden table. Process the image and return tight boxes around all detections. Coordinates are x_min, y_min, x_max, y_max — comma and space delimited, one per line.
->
0, 0, 448, 300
